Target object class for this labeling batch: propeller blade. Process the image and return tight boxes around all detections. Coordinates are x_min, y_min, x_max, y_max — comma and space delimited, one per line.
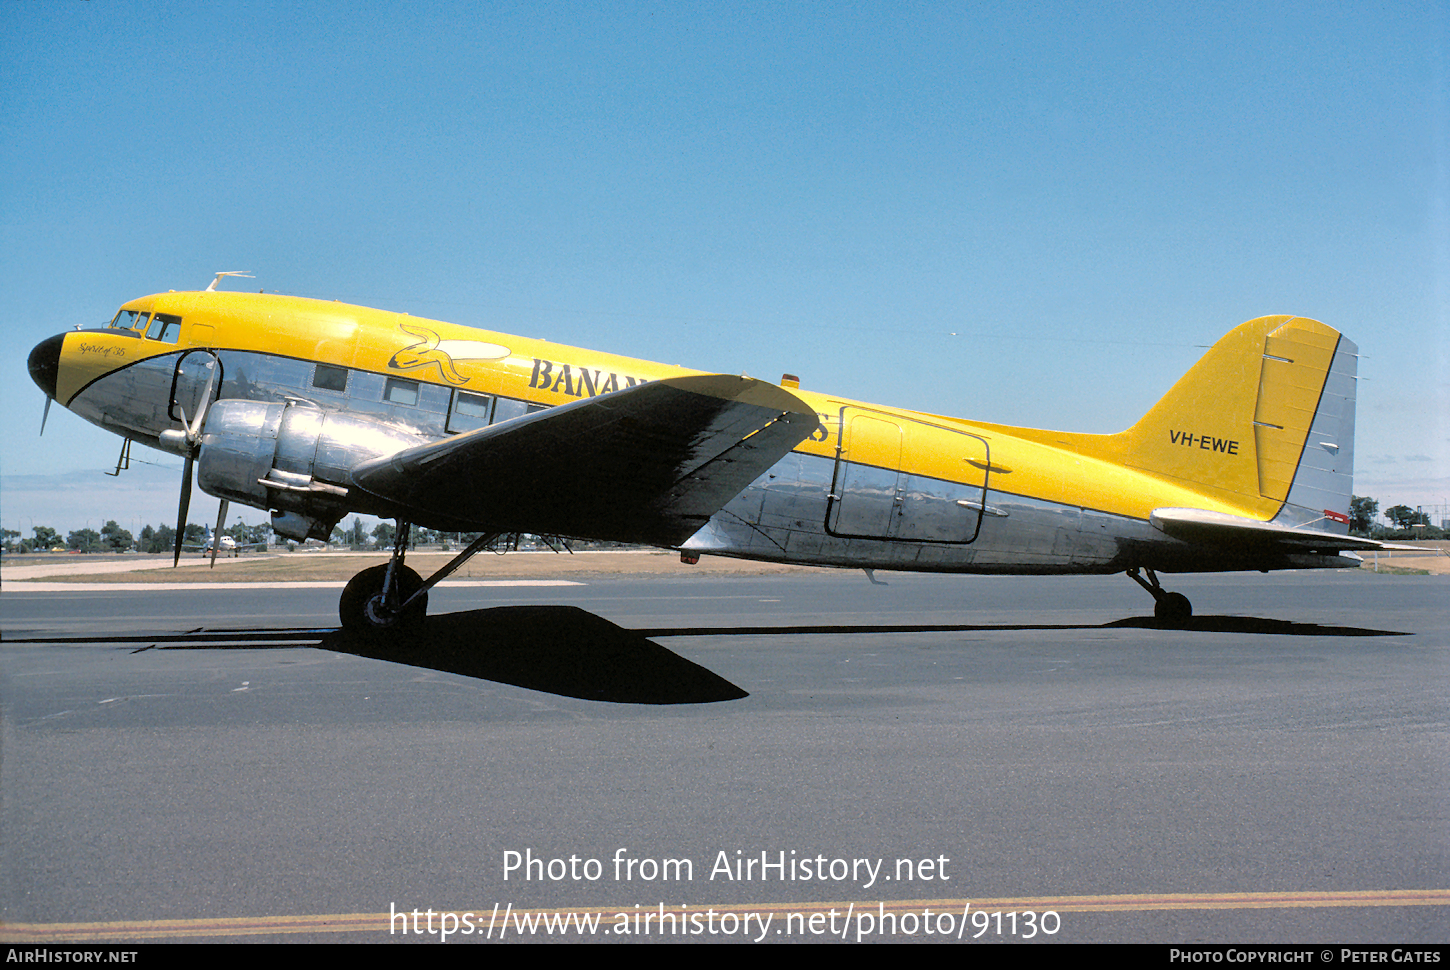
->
187, 358, 218, 444
39, 396, 52, 436
209, 500, 229, 569
173, 456, 193, 567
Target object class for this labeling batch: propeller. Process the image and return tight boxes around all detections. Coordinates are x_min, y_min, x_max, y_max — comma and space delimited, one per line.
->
39, 395, 52, 436
173, 456, 193, 567
210, 499, 229, 569
169, 358, 220, 567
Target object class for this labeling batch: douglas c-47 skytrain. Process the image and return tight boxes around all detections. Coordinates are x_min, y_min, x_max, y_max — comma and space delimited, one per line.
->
27, 275, 1398, 632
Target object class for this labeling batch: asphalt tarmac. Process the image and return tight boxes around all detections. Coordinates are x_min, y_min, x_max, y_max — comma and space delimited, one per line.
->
1, 569, 1446, 944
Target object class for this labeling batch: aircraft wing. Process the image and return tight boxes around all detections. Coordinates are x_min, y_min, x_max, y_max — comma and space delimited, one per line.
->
1150, 508, 1419, 553
350, 374, 817, 545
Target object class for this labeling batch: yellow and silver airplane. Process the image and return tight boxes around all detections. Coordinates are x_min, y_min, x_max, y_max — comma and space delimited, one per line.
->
27, 276, 1389, 632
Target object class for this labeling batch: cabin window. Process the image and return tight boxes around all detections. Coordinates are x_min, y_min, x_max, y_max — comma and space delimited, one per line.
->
313, 364, 348, 392
454, 391, 492, 418
145, 313, 181, 342
491, 397, 530, 424
447, 390, 493, 433
384, 377, 419, 406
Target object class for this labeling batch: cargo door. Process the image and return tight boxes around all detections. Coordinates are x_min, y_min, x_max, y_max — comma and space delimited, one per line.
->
828, 406, 989, 543
893, 423, 989, 544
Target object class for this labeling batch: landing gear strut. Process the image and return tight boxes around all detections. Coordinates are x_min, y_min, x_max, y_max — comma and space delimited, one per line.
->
1126, 566, 1192, 624
338, 523, 502, 635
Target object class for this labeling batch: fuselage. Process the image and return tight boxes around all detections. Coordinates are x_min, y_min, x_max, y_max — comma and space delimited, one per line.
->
28, 290, 1354, 575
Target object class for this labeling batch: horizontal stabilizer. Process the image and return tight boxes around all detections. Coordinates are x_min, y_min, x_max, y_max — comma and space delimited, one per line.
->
1150, 507, 1418, 553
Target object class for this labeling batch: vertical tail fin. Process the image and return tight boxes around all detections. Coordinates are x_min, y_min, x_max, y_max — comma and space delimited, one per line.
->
1112, 315, 1357, 530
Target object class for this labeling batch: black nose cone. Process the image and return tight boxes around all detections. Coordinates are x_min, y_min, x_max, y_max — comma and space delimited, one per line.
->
28, 333, 64, 400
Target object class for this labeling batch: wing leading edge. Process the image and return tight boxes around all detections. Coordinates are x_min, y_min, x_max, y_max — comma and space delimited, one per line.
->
350, 374, 817, 545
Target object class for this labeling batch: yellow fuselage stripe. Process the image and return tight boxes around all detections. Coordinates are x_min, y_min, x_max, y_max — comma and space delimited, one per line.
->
57, 291, 1288, 525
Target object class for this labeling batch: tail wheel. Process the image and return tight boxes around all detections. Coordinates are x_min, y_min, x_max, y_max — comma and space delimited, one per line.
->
1128, 567, 1193, 625
340, 564, 428, 634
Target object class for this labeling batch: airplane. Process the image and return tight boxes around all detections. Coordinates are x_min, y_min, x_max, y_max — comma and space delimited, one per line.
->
27, 275, 1401, 634
181, 525, 267, 559
176, 527, 233, 555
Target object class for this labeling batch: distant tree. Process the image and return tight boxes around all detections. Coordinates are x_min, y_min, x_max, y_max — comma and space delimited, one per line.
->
372, 522, 396, 549
67, 528, 101, 553
100, 520, 133, 552
1349, 496, 1378, 535
1384, 505, 1427, 530
142, 524, 176, 554
32, 526, 61, 550
183, 523, 207, 545
225, 521, 268, 546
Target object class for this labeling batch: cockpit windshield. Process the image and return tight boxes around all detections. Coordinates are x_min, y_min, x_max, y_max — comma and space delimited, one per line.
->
109, 309, 148, 331
105, 307, 180, 341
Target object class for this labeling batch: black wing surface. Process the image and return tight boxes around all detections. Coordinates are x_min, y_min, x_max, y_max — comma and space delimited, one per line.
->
350, 374, 817, 545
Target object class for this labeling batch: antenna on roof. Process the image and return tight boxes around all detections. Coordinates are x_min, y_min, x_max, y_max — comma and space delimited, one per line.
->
205, 271, 255, 292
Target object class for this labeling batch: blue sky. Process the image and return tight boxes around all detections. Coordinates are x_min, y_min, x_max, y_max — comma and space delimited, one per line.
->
2, 1, 1445, 537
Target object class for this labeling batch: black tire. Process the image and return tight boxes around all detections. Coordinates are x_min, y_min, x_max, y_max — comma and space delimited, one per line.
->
339, 564, 428, 634
1154, 591, 1192, 625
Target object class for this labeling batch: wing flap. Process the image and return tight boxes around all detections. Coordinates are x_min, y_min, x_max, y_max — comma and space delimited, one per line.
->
351, 374, 816, 545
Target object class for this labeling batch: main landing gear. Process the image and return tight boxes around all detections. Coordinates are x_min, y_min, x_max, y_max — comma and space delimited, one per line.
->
1126, 566, 1192, 624
339, 523, 501, 635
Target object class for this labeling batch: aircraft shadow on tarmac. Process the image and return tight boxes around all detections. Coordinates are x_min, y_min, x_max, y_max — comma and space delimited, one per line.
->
330, 609, 1408, 704
8, 607, 1409, 705
324, 605, 749, 705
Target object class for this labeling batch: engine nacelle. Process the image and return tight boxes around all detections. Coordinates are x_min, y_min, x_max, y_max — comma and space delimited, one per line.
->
196, 399, 430, 540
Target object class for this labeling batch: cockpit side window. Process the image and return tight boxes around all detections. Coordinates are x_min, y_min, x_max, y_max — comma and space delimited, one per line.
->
145, 313, 182, 342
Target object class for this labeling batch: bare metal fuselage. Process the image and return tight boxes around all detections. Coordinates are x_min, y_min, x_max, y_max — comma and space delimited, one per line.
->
31, 290, 1362, 581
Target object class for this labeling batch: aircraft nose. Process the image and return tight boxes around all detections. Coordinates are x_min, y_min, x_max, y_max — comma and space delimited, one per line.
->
28, 333, 64, 400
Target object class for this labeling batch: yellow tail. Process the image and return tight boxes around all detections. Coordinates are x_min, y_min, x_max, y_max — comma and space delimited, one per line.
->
1108, 315, 1357, 524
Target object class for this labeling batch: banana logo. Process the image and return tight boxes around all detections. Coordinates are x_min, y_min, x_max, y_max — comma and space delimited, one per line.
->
388, 323, 510, 386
